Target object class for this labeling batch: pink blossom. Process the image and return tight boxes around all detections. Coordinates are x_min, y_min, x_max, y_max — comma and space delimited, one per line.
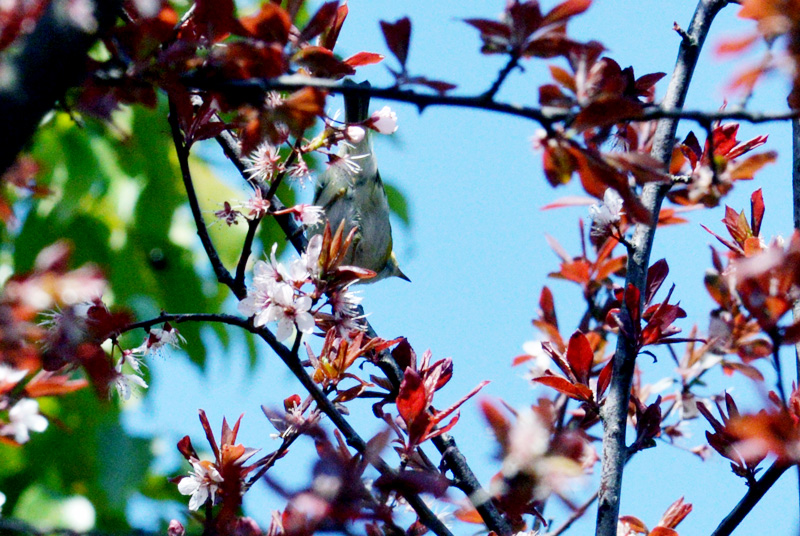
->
368, 106, 398, 134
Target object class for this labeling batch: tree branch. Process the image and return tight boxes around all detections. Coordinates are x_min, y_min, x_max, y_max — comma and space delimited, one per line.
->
594, 2, 728, 535
791, 116, 800, 526
167, 99, 240, 297
482, 52, 522, 101
710, 462, 790, 536
186, 74, 800, 130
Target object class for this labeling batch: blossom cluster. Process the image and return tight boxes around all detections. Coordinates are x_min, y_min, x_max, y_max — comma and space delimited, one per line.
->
237, 236, 363, 342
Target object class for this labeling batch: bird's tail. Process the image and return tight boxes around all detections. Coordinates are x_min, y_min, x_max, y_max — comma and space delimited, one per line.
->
344, 80, 371, 123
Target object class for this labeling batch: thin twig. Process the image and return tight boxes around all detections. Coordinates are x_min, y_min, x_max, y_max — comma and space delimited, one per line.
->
167, 99, 239, 297
215, 130, 308, 254
710, 462, 790, 536
594, 1, 728, 535
482, 52, 521, 101
235, 217, 262, 290
546, 490, 598, 536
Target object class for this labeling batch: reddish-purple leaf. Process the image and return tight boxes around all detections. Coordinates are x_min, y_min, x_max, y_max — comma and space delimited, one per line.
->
397, 368, 426, 424
750, 188, 765, 237
380, 17, 411, 67
543, 0, 591, 25
533, 375, 593, 402
565, 330, 593, 384
319, 2, 348, 50
463, 18, 511, 39
299, 0, 339, 43
646, 258, 669, 305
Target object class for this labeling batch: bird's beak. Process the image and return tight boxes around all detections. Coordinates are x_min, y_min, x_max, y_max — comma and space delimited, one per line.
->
395, 268, 411, 282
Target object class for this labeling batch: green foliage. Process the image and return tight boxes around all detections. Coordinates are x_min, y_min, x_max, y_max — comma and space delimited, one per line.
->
0, 390, 151, 530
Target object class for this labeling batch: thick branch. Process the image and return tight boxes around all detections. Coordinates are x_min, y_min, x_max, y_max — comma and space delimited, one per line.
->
710, 462, 790, 536
0, 0, 122, 174
594, 2, 728, 535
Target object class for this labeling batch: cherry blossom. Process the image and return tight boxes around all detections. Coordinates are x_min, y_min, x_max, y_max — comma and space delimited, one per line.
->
268, 284, 315, 341
112, 364, 148, 400
589, 188, 624, 234
368, 106, 398, 134
244, 142, 282, 183
2, 398, 48, 443
177, 459, 224, 511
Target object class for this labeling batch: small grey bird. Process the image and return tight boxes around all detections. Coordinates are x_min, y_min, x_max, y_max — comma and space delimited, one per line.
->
311, 81, 408, 283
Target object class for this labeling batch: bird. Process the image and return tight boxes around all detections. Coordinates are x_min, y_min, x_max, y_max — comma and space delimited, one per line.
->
311, 80, 409, 284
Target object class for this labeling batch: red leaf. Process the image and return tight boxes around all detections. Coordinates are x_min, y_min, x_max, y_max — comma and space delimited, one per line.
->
543, 0, 591, 25
540, 286, 558, 329
299, 1, 340, 43
293, 46, 355, 79
532, 375, 593, 402
566, 331, 593, 384
463, 18, 511, 39
380, 17, 411, 67
345, 51, 384, 67
397, 368, 426, 424
319, 2, 348, 50
750, 188, 765, 237
408, 76, 457, 94
240, 3, 291, 44
549, 64, 577, 93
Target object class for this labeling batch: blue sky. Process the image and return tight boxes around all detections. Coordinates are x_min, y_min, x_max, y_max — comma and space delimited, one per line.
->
125, 1, 800, 534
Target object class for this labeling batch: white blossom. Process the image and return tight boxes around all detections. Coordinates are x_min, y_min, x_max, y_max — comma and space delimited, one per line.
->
369, 106, 398, 134
0, 364, 26, 386
178, 459, 224, 511
2, 398, 48, 443
589, 188, 624, 233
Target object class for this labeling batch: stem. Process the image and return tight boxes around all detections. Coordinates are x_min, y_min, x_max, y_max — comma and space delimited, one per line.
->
546, 491, 598, 536
594, 2, 727, 535
235, 217, 262, 289
482, 52, 521, 101
710, 462, 790, 536
167, 100, 239, 297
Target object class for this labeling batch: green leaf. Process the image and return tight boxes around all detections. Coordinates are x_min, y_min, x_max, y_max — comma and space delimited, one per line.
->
384, 181, 411, 228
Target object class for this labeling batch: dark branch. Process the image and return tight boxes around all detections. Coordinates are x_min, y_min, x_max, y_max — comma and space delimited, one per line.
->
187, 74, 800, 129
167, 99, 240, 297
120, 311, 454, 536
482, 52, 522, 101
710, 462, 790, 536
